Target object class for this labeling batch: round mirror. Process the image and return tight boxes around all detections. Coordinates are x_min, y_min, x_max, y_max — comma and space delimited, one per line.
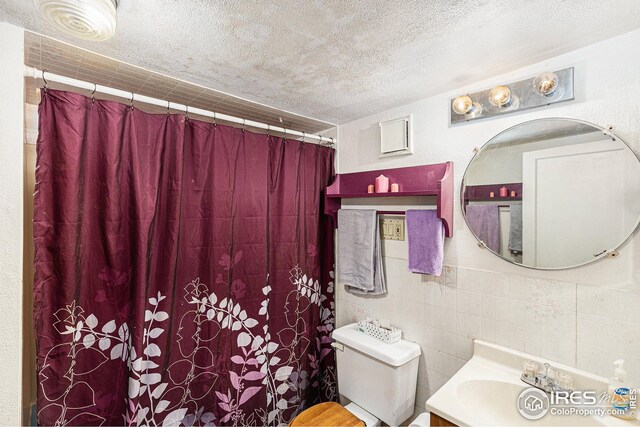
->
461, 118, 640, 269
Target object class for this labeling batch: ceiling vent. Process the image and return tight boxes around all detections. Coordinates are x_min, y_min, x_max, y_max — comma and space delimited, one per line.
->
33, 0, 118, 41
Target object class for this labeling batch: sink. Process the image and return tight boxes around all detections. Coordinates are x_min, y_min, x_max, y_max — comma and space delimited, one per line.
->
456, 379, 527, 425
456, 379, 609, 426
426, 341, 639, 426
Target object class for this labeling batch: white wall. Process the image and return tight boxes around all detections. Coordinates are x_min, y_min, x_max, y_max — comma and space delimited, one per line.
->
335, 28, 640, 421
0, 22, 24, 426
464, 132, 604, 185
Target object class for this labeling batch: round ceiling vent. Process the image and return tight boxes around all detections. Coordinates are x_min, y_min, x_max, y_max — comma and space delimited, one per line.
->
33, 0, 118, 41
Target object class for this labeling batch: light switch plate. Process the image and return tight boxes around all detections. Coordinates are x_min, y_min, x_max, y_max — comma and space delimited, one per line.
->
381, 218, 405, 241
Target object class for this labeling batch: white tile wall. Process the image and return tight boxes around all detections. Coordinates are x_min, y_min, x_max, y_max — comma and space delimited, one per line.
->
335, 240, 640, 421
576, 283, 640, 387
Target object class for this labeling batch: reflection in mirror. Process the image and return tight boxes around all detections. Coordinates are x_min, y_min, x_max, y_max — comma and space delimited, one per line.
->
462, 118, 640, 269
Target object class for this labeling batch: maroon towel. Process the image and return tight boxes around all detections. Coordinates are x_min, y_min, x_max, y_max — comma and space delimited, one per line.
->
406, 210, 444, 276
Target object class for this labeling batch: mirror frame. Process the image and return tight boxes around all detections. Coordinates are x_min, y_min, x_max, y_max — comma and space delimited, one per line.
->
460, 117, 640, 270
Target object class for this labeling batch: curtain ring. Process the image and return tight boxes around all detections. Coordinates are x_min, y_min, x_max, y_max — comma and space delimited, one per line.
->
317, 134, 323, 145
129, 92, 134, 109
166, 101, 171, 116
212, 111, 217, 127
266, 123, 271, 136
302, 132, 306, 143
42, 69, 48, 92
330, 137, 335, 147
185, 105, 189, 120
91, 83, 97, 102
242, 118, 246, 132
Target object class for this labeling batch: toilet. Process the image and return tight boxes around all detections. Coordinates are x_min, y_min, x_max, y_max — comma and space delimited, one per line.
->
292, 323, 421, 426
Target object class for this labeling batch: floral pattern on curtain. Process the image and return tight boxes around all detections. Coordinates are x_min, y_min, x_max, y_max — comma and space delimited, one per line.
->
33, 90, 336, 426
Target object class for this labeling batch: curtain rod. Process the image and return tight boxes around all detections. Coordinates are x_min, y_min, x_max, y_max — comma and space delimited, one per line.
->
24, 66, 336, 146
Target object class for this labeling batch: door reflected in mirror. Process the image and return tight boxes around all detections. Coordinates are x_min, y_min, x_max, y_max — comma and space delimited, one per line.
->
462, 118, 640, 269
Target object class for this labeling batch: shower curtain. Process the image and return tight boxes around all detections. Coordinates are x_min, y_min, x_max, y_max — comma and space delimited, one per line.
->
33, 89, 336, 426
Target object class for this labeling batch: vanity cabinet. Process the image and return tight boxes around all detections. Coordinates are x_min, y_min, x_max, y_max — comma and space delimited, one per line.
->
430, 412, 457, 427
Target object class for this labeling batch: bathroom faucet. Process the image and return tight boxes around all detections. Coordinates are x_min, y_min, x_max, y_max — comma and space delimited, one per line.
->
521, 362, 573, 395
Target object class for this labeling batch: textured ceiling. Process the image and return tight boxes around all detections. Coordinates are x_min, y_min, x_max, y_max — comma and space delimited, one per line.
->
23, 32, 334, 134
3, 0, 640, 124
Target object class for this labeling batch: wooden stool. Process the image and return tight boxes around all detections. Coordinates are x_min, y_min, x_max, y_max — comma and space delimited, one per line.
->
290, 402, 365, 427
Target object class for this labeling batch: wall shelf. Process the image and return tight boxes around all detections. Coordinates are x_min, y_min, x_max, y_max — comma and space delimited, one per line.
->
325, 162, 454, 237
463, 182, 522, 204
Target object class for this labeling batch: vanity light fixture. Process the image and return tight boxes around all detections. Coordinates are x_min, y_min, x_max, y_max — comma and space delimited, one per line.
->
450, 67, 574, 125
33, 0, 118, 41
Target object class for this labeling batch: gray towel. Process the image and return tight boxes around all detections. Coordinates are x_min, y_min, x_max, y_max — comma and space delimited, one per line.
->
337, 209, 386, 295
465, 205, 500, 253
509, 204, 523, 253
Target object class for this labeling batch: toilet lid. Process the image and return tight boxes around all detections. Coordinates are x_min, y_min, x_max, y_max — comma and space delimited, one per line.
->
290, 402, 365, 427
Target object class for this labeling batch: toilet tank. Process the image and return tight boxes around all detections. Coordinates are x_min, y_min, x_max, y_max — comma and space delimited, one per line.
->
332, 324, 421, 426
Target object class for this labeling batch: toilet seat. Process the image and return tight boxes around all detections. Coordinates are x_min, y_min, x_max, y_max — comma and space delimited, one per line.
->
289, 402, 365, 427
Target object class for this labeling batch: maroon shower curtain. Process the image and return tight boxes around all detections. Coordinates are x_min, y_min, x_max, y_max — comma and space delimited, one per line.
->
33, 89, 336, 426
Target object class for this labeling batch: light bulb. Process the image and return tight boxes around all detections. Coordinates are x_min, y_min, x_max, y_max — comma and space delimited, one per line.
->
452, 95, 473, 115
452, 95, 483, 118
488, 86, 512, 107
533, 72, 559, 96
